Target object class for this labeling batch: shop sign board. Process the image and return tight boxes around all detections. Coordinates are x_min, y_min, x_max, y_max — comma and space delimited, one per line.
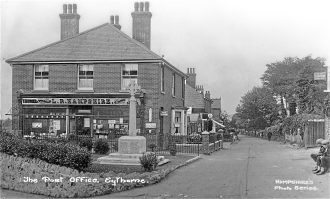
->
22, 97, 140, 105
160, 111, 168, 116
145, 123, 156, 129
314, 72, 326, 81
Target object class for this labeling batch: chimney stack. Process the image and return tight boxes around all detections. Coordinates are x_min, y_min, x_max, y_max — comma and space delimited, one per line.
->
59, 4, 80, 40
110, 15, 121, 30
186, 67, 197, 88
205, 91, 211, 99
196, 85, 204, 95
131, 2, 152, 49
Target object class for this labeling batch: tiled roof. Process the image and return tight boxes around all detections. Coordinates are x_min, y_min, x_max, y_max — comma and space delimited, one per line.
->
185, 84, 204, 108
212, 98, 221, 109
7, 23, 161, 63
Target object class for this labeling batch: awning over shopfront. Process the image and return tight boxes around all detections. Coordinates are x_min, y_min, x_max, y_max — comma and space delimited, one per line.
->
212, 119, 225, 128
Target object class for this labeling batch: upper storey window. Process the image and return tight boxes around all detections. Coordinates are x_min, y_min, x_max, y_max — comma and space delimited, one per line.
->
78, 65, 94, 90
172, 73, 176, 96
122, 64, 138, 90
161, 65, 165, 92
34, 65, 49, 90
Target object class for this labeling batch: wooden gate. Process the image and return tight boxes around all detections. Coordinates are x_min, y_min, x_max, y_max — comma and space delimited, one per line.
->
304, 119, 325, 148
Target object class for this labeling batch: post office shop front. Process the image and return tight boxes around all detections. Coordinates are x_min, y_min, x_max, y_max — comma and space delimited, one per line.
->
20, 93, 144, 139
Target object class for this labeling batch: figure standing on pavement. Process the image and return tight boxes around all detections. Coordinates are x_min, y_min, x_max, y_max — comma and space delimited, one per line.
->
267, 131, 272, 141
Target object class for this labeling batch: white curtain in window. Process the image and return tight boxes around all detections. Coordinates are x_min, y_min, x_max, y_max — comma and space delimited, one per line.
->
34, 65, 49, 90
79, 65, 93, 71
124, 64, 137, 72
79, 79, 93, 88
35, 79, 49, 89
79, 65, 93, 89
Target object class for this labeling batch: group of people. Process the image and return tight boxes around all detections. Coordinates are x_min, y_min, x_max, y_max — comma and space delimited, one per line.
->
311, 138, 330, 175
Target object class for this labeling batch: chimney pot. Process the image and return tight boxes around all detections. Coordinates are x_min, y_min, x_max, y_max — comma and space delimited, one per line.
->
145, 2, 149, 11
68, 4, 72, 14
110, 15, 114, 24
193, 68, 195, 74
73, 4, 77, 14
63, 4, 67, 14
134, 2, 139, 11
140, 2, 144, 11
187, 68, 189, 73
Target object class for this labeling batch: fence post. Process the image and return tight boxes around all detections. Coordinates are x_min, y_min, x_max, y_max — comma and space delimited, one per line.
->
202, 131, 210, 155
209, 131, 215, 152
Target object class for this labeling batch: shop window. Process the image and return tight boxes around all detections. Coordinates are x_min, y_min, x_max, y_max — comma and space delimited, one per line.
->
34, 65, 49, 90
122, 64, 138, 90
78, 65, 94, 90
83, 118, 91, 128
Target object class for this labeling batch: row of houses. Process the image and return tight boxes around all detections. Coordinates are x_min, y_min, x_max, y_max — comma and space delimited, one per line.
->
6, 2, 222, 147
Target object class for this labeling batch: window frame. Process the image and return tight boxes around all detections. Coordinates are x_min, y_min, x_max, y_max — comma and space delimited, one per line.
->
33, 64, 49, 90
172, 73, 176, 97
77, 64, 94, 90
121, 63, 138, 90
161, 65, 165, 93
182, 77, 185, 98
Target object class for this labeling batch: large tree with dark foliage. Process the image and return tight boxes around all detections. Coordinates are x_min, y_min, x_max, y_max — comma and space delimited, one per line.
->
236, 86, 279, 130
261, 56, 326, 116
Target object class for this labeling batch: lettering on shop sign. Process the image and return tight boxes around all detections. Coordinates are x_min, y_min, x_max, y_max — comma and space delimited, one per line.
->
22, 98, 141, 106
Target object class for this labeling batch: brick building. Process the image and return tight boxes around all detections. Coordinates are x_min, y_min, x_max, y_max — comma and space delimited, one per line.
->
185, 68, 213, 133
6, 2, 187, 148
211, 98, 222, 122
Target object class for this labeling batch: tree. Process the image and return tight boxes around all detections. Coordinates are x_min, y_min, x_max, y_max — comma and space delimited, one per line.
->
235, 86, 279, 130
261, 56, 326, 116
294, 56, 326, 114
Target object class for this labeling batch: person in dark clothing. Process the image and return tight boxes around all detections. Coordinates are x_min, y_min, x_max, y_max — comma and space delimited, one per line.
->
314, 139, 330, 175
311, 139, 325, 173
267, 131, 272, 141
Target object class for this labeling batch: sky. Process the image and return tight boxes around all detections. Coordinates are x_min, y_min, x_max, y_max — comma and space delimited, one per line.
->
1, 0, 330, 119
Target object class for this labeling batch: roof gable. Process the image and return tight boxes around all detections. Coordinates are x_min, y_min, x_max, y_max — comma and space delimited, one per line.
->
7, 23, 161, 63
185, 84, 204, 108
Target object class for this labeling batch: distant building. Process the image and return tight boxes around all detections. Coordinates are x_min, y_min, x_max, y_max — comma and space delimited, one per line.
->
6, 2, 187, 148
211, 98, 222, 122
185, 68, 213, 133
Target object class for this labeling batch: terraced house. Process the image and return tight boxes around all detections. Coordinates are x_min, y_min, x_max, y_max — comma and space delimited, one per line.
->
7, 2, 187, 148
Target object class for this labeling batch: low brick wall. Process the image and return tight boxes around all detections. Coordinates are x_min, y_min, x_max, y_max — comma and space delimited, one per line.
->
0, 153, 181, 198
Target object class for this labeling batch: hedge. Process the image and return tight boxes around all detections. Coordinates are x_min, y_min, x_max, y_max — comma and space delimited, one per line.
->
0, 132, 91, 171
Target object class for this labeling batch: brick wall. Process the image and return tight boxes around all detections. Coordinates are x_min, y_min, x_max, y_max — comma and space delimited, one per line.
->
94, 64, 121, 93
204, 99, 212, 113
12, 65, 33, 131
159, 65, 185, 138
49, 64, 77, 92
138, 63, 160, 132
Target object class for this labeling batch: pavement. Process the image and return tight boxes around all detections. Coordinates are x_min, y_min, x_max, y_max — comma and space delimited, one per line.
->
1, 135, 329, 199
